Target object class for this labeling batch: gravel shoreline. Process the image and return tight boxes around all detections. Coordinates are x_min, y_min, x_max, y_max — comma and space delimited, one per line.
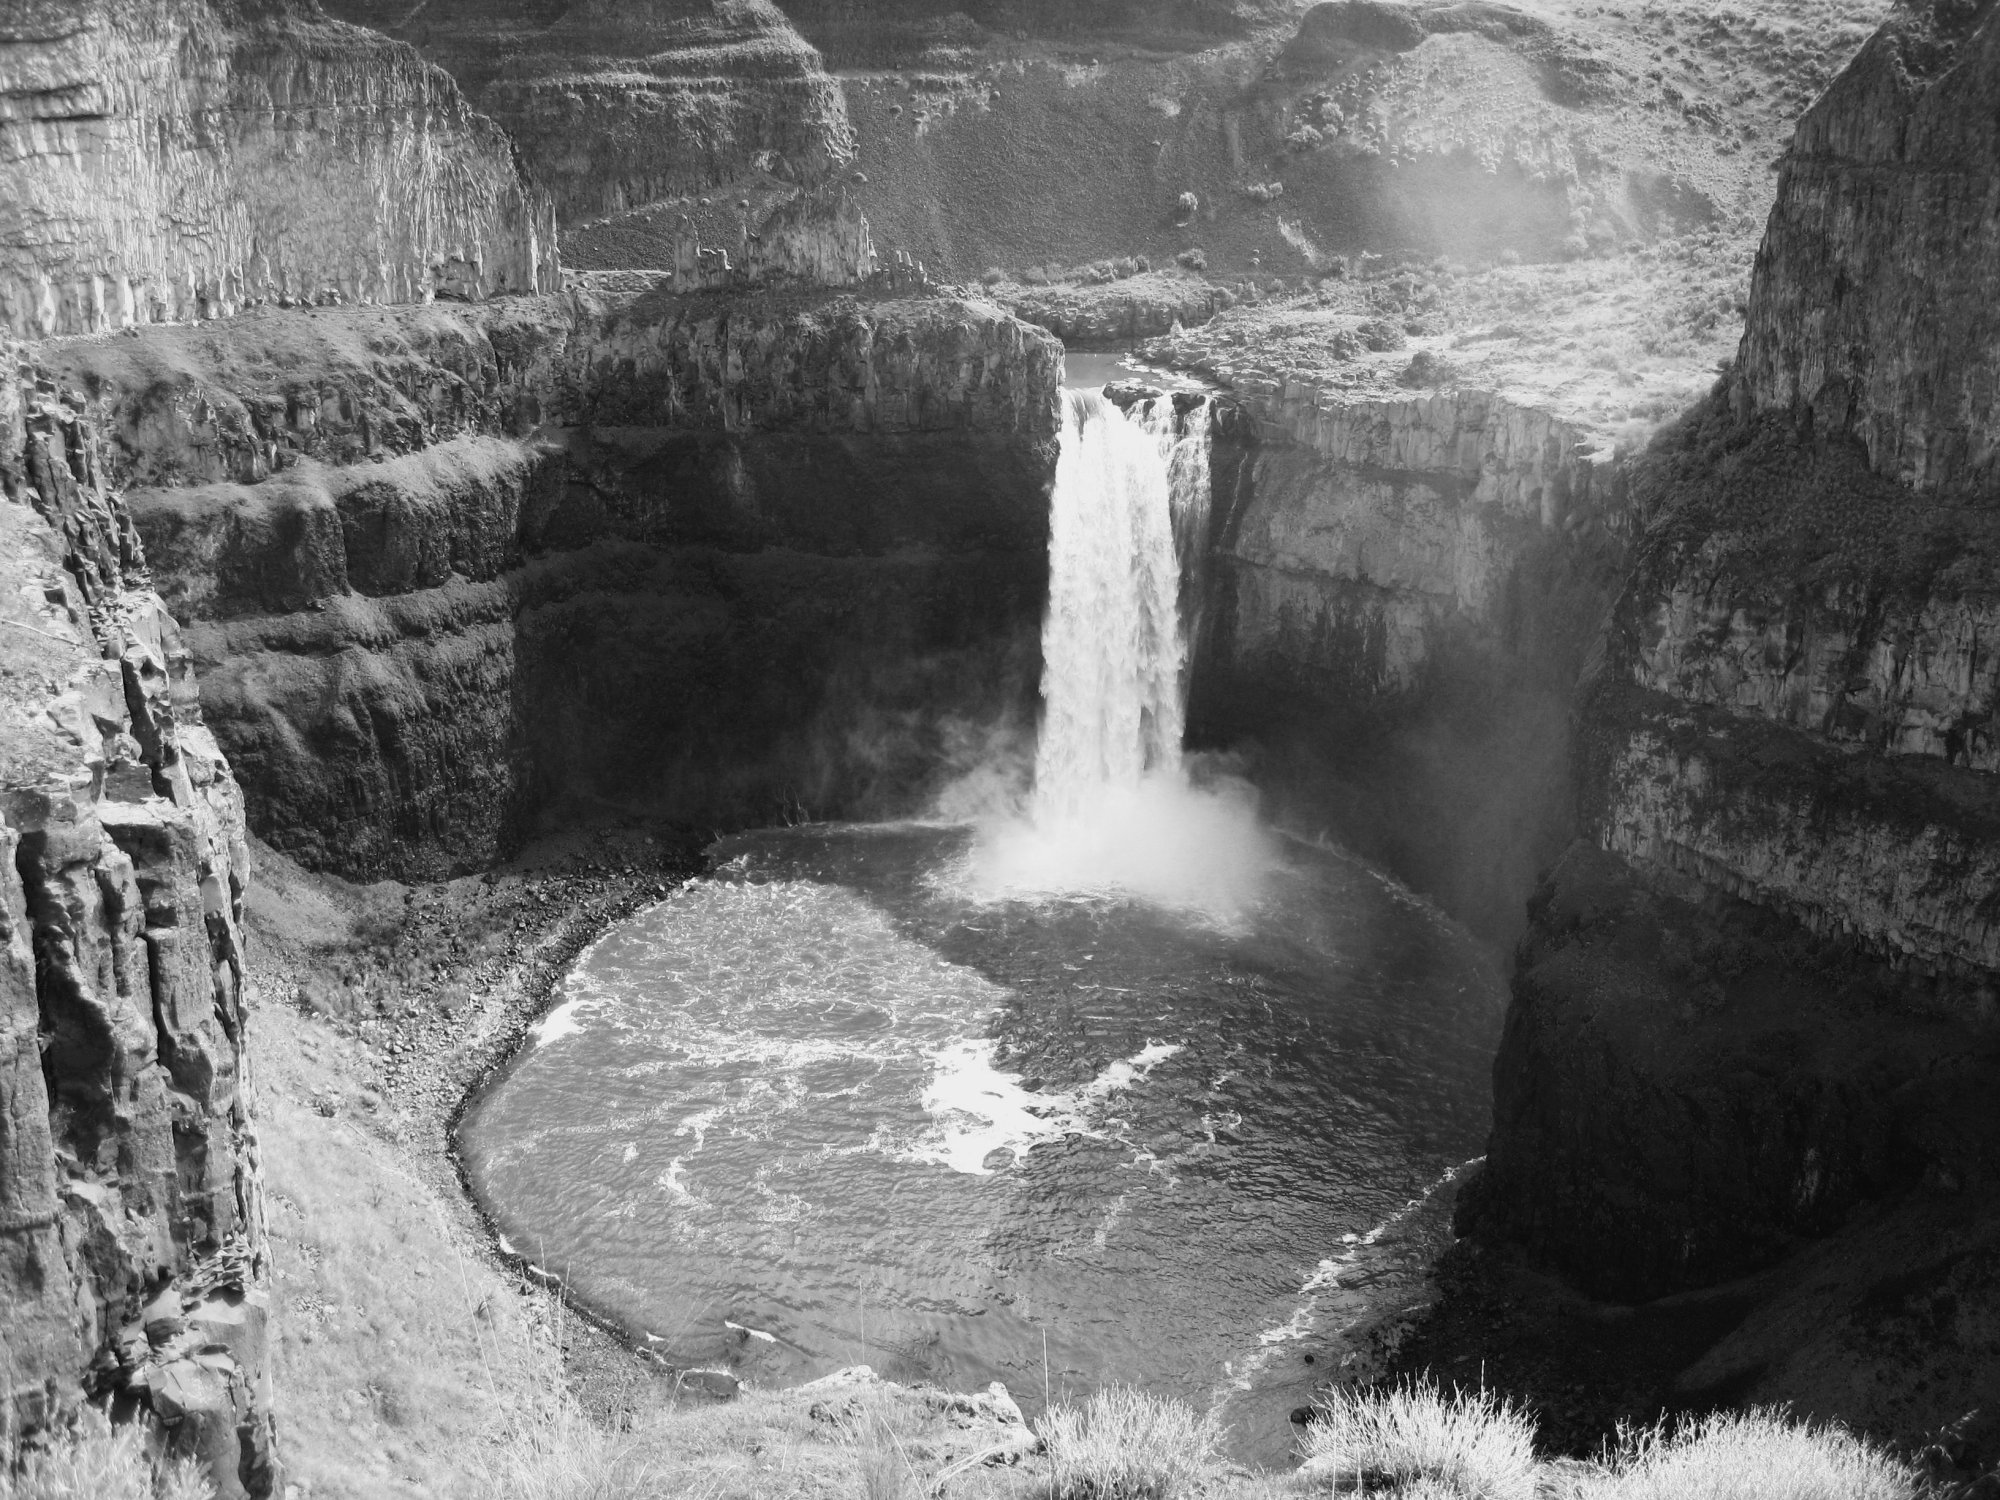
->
248, 818, 713, 1427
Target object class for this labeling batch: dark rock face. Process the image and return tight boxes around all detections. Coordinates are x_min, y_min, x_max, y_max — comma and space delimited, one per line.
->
52, 286, 1061, 880
1463, 0, 2000, 1436
2, 352, 271, 1495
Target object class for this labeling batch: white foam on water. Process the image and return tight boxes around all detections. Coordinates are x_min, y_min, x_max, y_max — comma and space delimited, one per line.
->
1079, 1040, 1181, 1101
1211, 1160, 1475, 1410
915, 1038, 1184, 1176
658, 1160, 698, 1205
915, 1038, 1083, 1175
530, 993, 595, 1047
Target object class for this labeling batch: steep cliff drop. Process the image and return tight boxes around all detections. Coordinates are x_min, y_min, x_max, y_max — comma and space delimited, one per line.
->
1459, 0, 2000, 1453
965, 390, 1272, 923
2, 349, 269, 1493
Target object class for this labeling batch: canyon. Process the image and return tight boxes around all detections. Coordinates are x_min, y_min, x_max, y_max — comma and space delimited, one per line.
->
2, 0, 1996, 1493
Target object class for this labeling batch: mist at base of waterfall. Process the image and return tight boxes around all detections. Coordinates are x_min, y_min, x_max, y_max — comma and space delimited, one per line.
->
938, 389, 1270, 925
944, 769, 1278, 928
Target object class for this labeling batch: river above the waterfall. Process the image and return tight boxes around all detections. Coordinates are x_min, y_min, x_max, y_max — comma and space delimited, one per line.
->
457, 821, 1503, 1464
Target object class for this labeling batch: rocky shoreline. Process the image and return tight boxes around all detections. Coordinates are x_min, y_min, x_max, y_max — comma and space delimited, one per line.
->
243, 819, 715, 1434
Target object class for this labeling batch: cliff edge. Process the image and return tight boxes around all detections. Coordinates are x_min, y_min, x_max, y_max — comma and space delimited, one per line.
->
1462, 0, 2000, 1453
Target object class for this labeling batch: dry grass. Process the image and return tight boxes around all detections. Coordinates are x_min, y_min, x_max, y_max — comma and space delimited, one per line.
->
1040, 1386, 1222, 1500
475, 1397, 681, 1500
1298, 1381, 1538, 1500
470, 1379, 1040, 1500
0, 1411, 212, 1500
1553, 1410, 1923, 1500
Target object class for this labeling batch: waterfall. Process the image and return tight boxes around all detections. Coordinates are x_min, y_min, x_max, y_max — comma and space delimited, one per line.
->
955, 384, 1271, 923
1032, 390, 1208, 820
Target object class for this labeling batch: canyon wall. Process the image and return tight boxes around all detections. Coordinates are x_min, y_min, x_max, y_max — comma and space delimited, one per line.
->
38, 285, 1059, 881
317, 0, 857, 222
775, 0, 1265, 65
2, 348, 271, 1494
1189, 376, 1628, 942
0, 0, 558, 340
1461, 0, 2000, 1446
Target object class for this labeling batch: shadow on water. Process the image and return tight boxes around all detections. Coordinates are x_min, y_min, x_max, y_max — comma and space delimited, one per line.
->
458, 819, 1502, 1466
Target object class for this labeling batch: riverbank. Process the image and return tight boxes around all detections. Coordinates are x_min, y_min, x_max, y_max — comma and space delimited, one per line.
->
245, 818, 1101, 1499
238, 817, 1976, 1500
245, 820, 702, 1496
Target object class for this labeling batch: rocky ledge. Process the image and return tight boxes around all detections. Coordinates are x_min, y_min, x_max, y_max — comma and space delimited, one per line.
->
25, 284, 1061, 882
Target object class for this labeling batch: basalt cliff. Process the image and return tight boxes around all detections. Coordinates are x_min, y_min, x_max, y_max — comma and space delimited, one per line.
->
0, 0, 1059, 1487
0, 0, 558, 339
1460, 0, 2000, 1450
2, 349, 268, 1490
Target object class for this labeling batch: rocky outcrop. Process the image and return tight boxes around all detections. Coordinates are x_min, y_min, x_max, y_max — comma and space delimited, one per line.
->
1187, 370, 1627, 941
999, 272, 1237, 347
2, 348, 271, 1493
0, 0, 557, 340
1738, 0, 2000, 493
319, 0, 856, 223
1461, 0, 2000, 1442
34, 286, 1060, 881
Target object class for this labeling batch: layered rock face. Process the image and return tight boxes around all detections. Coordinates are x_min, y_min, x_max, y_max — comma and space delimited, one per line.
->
0, 0, 558, 339
776, 0, 1264, 65
1462, 0, 2000, 1442
1737, 0, 2000, 494
2, 350, 271, 1493
319, 0, 856, 223
1189, 375, 1627, 941
38, 286, 1058, 880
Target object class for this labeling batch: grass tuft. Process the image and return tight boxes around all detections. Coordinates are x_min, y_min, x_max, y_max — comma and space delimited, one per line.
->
479, 1396, 666, 1500
1299, 1380, 1538, 1500
0, 1410, 213, 1500
1555, 1409, 1922, 1500
1039, 1385, 1220, 1500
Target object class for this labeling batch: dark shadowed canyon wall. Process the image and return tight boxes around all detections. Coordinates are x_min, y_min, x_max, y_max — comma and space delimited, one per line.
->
42, 286, 1059, 882
1189, 382, 1628, 944
1460, 0, 2000, 1447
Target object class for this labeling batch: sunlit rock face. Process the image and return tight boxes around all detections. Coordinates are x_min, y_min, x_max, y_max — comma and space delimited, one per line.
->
2, 348, 270, 1496
774, 0, 1259, 65
1463, 0, 2000, 1442
318, 0, 857, 221
1739, 0, 2000, 493
0, 0, 557, 339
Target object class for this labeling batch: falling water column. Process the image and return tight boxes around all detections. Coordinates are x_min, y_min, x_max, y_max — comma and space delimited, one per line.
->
1032, 391, 1211, 822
